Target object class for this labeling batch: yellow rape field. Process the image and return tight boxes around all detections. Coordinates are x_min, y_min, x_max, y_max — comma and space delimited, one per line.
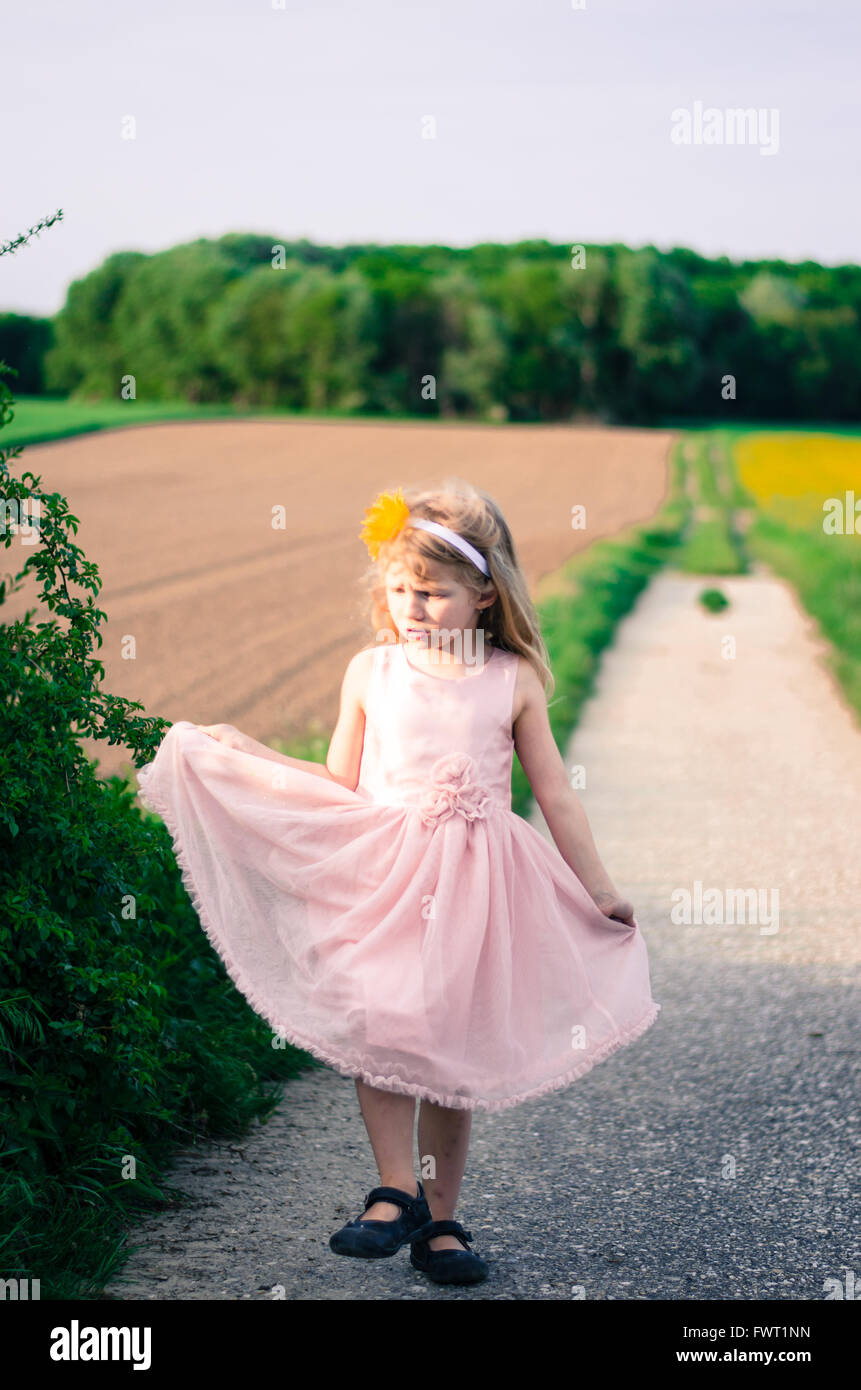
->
735, 433, 861, 530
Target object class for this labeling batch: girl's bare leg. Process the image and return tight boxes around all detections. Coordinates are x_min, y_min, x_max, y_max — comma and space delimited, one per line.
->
417, 1099, 473, 1251
354, 1079, 419, 1220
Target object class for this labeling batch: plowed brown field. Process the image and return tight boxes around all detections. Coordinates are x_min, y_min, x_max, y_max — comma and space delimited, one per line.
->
4, 416, 674, 781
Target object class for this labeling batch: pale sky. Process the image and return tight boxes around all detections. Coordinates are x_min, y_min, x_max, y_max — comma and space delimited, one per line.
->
3, 0, 858, 317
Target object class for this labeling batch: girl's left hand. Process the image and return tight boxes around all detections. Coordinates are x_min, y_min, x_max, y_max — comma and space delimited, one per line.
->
591, 887, 636, 927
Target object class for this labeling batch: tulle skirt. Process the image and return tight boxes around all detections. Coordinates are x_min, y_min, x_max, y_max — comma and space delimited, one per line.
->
136, 722, 661, 1112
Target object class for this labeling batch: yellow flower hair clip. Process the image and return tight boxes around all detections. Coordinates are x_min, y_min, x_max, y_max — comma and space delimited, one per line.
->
358, 488, 411, 560
358, 487, 491, 576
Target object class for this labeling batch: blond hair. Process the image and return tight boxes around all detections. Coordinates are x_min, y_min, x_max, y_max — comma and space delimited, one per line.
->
355, 477, 554, 696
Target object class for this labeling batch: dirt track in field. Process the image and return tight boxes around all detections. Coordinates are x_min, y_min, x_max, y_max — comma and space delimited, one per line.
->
4, 416, 673, 781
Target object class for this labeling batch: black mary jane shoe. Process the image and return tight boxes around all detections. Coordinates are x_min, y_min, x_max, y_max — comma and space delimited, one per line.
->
410, 1219, 489, 1285
329, 1181, 433, 1259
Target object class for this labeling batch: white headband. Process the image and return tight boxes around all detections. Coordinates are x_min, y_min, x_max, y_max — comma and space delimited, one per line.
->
408, 518, 490, 577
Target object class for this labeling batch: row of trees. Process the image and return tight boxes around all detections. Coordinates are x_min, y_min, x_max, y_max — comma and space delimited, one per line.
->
3, 235, 859, 423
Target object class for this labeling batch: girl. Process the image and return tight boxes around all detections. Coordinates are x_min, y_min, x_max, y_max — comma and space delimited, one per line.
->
136, 479, 660, 1288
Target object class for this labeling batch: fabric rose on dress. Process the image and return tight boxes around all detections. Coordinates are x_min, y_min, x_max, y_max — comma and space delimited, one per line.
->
417, 752, 495, 829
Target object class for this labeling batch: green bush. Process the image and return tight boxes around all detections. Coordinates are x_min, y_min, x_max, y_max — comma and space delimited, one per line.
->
698, 587, 730, 613
0, 364, 318, 1299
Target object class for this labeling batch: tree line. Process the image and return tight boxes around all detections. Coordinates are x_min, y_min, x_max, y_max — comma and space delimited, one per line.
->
2, 235, 858, 424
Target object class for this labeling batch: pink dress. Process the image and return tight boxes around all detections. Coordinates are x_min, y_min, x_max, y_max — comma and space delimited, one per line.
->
136, 639, 660, 1112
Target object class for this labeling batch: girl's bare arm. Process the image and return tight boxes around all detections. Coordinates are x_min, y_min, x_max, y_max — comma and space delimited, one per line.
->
198, 724, 335, 777
512, 657, 634, 923
197, 648, 372, 789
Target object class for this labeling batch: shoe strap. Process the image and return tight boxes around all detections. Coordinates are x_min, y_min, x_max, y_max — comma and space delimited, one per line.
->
416, 1219, 473, 1244
363, 1184, 423, 1214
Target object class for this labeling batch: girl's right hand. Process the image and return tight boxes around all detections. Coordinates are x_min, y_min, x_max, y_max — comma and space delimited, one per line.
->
197, 723, 250, 751
591, 887, 636, 928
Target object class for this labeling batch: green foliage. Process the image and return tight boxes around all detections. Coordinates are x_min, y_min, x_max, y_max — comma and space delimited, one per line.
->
674, 432, 749, 576
745, 511, 861, 724
11, 234, 860, 425
698, 587, 730, 613
740, 270, 808, 327
0, 365, 320, 1298
676, 516, 745, 575
485, 259, 586, 420
0, 315, 53, 394
613, 249, 705, 422
207, 261, 375, 411
0, 396, 252, 451
41, 251, 148, 398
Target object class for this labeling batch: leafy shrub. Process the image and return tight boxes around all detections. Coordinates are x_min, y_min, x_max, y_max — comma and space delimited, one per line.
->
698, 587, 730, 613
0, 363, 318, 1299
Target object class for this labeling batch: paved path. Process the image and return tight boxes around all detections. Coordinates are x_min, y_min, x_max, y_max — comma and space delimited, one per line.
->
102, 565, 860, 1300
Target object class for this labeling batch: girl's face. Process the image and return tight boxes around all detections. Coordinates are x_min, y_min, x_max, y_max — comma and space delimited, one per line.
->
385, 559, 496, 647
